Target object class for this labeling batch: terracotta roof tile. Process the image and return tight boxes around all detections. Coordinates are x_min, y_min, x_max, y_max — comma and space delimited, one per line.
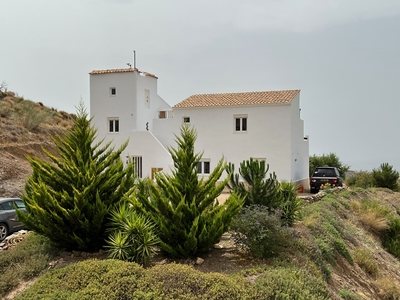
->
174, 90, 300, 108
89, 68, 158, 79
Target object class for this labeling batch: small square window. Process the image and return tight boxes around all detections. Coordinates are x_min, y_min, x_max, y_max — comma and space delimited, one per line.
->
108, 118, 119, 133
183, 117, 190, 123
234, 116, 247, 132
110, 87, 116, 96
197, 160, 210, 175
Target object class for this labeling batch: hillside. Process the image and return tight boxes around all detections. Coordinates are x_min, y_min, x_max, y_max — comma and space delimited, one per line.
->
0, 91, 74, 196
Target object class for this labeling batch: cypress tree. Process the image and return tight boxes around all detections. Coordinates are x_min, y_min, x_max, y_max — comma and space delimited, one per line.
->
135, 125, 243, 258
18, 105, 135, 251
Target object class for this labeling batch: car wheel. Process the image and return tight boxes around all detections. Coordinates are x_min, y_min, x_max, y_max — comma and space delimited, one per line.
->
0, 223, 8, 241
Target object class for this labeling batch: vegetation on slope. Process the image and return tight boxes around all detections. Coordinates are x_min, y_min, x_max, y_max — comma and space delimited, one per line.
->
3, 188, 399, 299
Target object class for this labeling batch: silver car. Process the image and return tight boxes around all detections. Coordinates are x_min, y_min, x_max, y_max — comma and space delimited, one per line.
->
0, 198, 26, 241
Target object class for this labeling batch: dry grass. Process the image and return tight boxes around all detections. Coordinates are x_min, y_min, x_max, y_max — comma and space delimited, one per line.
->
353, 248, 379, 277
359, 211, 389, 233
376, 277, 400, 300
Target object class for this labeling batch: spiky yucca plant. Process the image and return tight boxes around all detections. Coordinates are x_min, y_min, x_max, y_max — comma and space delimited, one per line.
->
226, 158, 280, 209
18, 105, 135, 251
134, 125, 243, 258
106, 202, 159, 265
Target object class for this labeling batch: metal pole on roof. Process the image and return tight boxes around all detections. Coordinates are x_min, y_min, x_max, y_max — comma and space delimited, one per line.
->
133, 50, 136, 69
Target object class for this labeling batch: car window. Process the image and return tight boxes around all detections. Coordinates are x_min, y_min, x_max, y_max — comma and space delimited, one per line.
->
313, 168, 337, 177
14, 200, 26, 209
0, 201, 14, 210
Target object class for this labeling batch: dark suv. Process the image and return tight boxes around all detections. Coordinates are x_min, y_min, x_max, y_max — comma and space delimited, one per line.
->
310, 167, 343, 193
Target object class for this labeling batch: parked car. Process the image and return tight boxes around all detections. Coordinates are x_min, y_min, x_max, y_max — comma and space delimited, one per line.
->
310, 167, 343, 193
0, 198, 26, 241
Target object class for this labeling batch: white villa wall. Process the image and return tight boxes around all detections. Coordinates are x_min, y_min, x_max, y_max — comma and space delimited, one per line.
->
135, 74, 170, 131
290, 95, 310, 186
153, 104, 293, 181
90, 72, 137, 138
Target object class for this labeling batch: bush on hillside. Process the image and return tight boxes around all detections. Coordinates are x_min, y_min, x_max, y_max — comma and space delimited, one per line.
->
302, 196, 353, 267
279, 181, 303, 226
106, 202, 159, 265
143, 264, 247, 300
253, 267, 329, 300
309, 153, 349, 178
226, 158, 281, 209
20, 101, 49, 131
231, 205, 293, 258
133, 125, 243, 258
345, 171, 375, 188
0, 233, 57, 298
382, 217, 400, 259
18, 105, 136, 251
226, 160, 302, 226
372, 163, 399, 191
17, 260, 249, 300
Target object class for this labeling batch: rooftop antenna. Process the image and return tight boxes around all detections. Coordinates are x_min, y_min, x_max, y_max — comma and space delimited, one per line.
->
133, 50, 137, 69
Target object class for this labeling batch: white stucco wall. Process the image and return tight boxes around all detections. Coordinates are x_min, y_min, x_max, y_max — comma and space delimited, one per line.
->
135, 74, 171, 131
290, 95, 310, 184
90, 70, 172, 178
90, 72, 137, 138
153, 104, 294, 181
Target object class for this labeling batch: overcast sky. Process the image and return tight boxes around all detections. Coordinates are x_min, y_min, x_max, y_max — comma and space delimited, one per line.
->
1, 0, 399, 171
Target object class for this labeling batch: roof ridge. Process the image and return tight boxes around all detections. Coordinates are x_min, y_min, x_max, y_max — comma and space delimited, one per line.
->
89, 68, 158, 78
190, 89, 301, 97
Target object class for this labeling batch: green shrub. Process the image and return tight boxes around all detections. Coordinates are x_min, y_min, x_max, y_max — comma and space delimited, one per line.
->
133, 126, 243, 258
309, 153, 349, 178
231, 205, 293, 258
339, 289, 361, 299
0, 233, 58, 298
345, 171, 375, 188
253, 267, 329, 300
382, 217, 400, 258
106, 202, 159, 265
142, 264, 247, 300
18, 105, 136, 251
302, 199, 353, 267
18, 260, 248, 300
20, 101, 49, 131
226, 158, 281, 209
17, 259, 145, 300
279, 181, 303, 226
372, 163, 399, 191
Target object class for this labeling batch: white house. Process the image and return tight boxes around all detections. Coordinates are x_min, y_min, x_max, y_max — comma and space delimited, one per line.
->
90, 67, 310, 189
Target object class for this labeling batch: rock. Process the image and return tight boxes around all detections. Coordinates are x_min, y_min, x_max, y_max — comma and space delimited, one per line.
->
158, 259, 169, 265
213, 243, 224, 249
195, 257, 204, 265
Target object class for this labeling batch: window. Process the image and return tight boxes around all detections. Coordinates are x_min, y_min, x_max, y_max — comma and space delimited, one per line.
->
108, 118, 119, 133
0, 201, 13, 211
197, 160, 210, 175
110, 87, 116, 96
132, 156, 143, 178
183, 117, 190, 123
234, 115, 247, 132
14, 200, 26, 209
145, 89, 150, 107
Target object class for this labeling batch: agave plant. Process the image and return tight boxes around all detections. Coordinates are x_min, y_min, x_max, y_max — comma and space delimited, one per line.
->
106, 202, 159, 266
